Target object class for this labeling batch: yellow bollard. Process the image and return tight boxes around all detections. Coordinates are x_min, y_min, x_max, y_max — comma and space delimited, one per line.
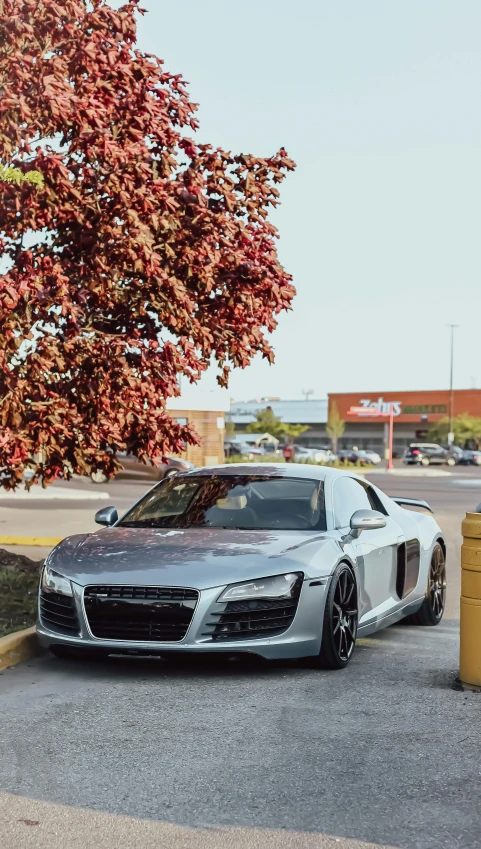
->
460, 512, 481, 689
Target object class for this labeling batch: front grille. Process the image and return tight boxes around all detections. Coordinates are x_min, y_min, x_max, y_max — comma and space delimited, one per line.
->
84, 585, 198, 642
203, 597, 300, 642
40, 590, 79, 635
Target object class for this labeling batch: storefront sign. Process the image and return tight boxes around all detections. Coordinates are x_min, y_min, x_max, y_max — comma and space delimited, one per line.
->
358, 398, 402, 416
330, 390, 481, 424
403, 404, 448, 415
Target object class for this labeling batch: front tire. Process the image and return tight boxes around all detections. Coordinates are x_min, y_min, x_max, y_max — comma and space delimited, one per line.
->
315, 563, 358, 669
421, 457, 430, 467
409, 544, 446, 626
446, 457, 456, 467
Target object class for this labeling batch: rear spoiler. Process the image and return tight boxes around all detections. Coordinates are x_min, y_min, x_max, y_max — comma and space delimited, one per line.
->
392, 497, 433, 513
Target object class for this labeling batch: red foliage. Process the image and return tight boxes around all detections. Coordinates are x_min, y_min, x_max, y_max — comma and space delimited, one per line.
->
0, 0, 295, 488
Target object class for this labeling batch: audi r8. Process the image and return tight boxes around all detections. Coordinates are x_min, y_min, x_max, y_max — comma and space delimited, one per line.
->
37, 464, 446, 669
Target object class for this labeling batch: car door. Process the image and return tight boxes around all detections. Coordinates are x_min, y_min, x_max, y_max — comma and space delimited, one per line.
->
332, 477, 403, 628
429, 445, 445, 464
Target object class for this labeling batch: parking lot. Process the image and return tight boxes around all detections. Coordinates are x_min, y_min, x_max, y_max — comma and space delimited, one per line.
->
1, 466, 481, 849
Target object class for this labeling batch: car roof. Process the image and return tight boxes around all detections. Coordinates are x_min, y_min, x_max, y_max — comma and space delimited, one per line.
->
180, 462, 363, 484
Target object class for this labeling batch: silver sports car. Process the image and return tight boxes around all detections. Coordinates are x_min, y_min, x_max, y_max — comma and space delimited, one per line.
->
37, 464, 447, 669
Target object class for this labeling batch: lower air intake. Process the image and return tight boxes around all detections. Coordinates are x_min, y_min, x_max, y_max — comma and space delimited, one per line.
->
203, 596, 301, 642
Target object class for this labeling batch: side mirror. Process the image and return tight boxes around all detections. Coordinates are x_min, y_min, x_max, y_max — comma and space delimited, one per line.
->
348, 509, 386, 539
95, 506, 118, 527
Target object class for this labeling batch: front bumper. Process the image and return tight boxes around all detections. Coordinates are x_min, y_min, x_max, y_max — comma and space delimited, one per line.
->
37, 578, 329, 660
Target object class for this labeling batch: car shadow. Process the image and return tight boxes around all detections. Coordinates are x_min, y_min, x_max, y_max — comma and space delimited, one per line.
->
43, 650, 313, 682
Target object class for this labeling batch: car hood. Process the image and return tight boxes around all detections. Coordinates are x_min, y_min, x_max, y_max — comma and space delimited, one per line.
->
47, 527, 338, 589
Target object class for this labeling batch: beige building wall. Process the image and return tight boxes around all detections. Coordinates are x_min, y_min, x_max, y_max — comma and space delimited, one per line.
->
174, 408, 225, 467
167, 391, 229, 468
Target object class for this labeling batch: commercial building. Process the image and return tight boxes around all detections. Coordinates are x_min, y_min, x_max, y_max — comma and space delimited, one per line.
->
228, 390, 481, 456
330, 390, 481, 455
228, 398, 328, 447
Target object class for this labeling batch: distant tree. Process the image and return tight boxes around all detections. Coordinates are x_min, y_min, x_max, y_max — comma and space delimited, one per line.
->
326, 401, 345, 454
246, 406, 308, 444
428, 414, 481, 449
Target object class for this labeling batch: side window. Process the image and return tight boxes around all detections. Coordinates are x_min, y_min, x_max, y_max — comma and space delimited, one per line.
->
333, 478, 373, 529
363, 484, 388, 515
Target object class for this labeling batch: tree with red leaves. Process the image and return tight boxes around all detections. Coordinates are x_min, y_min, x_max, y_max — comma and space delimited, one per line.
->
0, 0, 295, 488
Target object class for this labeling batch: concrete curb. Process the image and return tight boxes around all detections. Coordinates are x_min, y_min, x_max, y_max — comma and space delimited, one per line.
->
0, 536, 62, 546
368, 468, 452, 477
0, 626, 40, 671
0, 487, 110, 500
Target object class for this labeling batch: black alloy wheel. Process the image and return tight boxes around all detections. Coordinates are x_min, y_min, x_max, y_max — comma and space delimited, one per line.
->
315, 563, 358, 669
409, 543, 446, 626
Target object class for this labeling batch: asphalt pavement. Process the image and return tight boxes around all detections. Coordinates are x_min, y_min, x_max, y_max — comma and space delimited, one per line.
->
1, 465, 481, 849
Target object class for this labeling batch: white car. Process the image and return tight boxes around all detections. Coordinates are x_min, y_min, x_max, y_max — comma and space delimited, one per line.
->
362, 450, 382, 465
294, 446, 337, 464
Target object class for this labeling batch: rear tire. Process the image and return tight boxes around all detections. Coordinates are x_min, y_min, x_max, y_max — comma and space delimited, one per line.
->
313, 563, 358, 669
421, 457, 430, 467
408, 544, 446, 626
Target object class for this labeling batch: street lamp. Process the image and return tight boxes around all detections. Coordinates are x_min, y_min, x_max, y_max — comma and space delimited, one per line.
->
447, 324, 459, 446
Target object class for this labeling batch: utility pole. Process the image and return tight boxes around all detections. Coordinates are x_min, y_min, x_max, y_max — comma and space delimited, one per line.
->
447, 324, 459, 446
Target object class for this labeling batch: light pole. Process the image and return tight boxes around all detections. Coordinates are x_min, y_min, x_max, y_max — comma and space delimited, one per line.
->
447, 324, 459, 445
387, 404, 395, 471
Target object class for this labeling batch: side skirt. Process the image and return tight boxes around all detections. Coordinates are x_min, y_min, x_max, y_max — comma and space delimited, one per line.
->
358, 598, 424, 636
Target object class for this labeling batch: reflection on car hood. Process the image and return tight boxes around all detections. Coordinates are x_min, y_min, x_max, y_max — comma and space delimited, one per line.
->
47, 527, 336, 589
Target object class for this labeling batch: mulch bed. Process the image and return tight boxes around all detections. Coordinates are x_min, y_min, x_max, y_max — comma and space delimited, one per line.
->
0, 549, 43, 637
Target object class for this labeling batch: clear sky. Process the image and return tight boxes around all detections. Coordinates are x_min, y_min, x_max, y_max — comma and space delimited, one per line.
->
132, 0, 480, 400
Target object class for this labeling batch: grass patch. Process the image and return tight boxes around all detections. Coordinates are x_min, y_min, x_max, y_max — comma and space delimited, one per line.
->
225, 455, 372, 470
0, 549, 43, 638
224, 454, 285, 464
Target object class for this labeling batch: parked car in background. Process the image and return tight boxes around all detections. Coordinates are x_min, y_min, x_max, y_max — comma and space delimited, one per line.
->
311, 446, 338, 464
227, 442, 280, 459
292, 445, 311, 460
293, 445, 321, 462
447, 446, 481, 466
91, 454, 194, 483
337, 449, 372, 466
292, 445, 337, 464
403, 443, 451, 467
362, 450, 382, 465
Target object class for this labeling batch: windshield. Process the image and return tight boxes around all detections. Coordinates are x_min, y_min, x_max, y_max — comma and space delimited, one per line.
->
119, 474, 326, 531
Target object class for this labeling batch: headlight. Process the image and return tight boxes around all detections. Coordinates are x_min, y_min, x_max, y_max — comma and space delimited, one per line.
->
41, 565, 73, 597
218, 573, 303, 602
